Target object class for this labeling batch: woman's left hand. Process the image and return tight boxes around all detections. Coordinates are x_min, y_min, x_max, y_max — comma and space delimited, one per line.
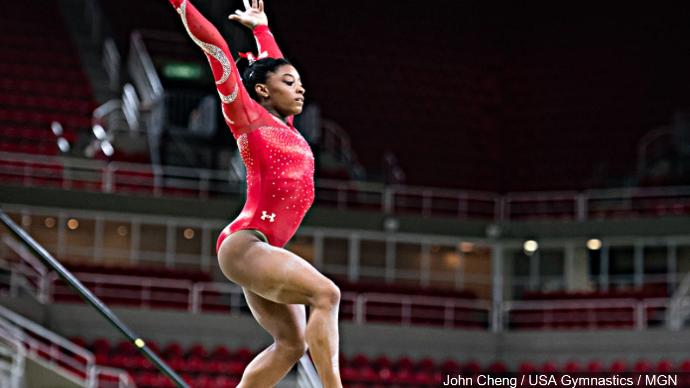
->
229, 0, 268, 30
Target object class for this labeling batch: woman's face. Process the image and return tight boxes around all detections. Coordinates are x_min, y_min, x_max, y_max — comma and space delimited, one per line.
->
258, 64, 306, 117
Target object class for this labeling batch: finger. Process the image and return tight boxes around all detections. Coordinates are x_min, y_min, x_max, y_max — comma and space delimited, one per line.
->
252, 0, 258, 9
243, 0, 251, 11
229, 10, 244, 19
259, 0, 264, 12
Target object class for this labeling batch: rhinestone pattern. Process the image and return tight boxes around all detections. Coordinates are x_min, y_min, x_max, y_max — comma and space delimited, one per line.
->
177, 0, 232, 85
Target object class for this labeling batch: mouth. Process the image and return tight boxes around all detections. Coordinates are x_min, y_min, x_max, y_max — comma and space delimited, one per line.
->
295, 97, 304, 104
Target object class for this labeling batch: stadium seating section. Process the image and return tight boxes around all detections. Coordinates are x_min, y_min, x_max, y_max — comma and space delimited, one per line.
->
71, 337, 690, 388
0, 0, 96, 157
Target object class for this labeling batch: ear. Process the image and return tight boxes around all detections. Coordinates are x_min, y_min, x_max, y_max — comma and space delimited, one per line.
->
254, 83, 270, 99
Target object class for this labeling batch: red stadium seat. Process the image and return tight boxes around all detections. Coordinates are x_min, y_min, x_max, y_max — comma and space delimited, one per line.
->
68, 336, 86, 348
92, 338, 110, 354
394, 356, 414, 371
233, 347, 253, 363
373, 355, 392, 370
633, 359, 653, 373
563, 360, 581, 373
210, 345, 232, 360
114, 340, 137, 355
518, 361, 536, 373
586, 360, 603, 373
487, 361, 508, 373
187, 343, 207, 358
680, 359, 690, 372
609, 359, 628, 373
655, 359, 673, 373
541, 361, 558, 372
440, 359, 461, 374
162, 342, 183, 359
350, 353, 371, 368
415, 357, 435, 372
462, 360, 482, 374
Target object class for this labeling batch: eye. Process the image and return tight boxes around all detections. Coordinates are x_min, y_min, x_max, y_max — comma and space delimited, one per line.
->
283, 80, 294, 86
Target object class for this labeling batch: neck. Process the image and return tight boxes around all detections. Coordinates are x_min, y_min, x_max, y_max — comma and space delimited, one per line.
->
261, 103, 287, 123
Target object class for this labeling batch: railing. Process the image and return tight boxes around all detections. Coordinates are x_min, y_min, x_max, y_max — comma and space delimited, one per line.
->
0, 305, 97, 387
95, 365, 137, 388
669, 272, 690, 330
26, 267, 493, 329
103, 39, 121, 92
5, 151, 690, 221
0, 317, 25, 388
504, 298, 670, 331
8, 263, 673, 333
2, 235, 50, 303
0, 152, 242, 198
354, 293, 491, 329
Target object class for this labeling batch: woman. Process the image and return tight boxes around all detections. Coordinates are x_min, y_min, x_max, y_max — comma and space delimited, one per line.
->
168, 1, 342, 387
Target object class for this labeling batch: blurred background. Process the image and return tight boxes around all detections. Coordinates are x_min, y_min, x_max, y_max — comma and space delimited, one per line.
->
1, 0, 690, 387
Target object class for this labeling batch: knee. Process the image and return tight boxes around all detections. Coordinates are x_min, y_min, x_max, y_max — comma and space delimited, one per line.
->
312, 281, 341, 310
275, 338, 307, 362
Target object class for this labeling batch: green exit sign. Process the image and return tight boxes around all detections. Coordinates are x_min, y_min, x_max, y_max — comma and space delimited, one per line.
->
163, 63, 203, 80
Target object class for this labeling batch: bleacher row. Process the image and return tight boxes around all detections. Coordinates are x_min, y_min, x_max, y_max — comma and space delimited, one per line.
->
75, 337, 690, 388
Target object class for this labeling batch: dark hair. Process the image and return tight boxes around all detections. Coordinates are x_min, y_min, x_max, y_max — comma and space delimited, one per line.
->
240, 57, 292, 101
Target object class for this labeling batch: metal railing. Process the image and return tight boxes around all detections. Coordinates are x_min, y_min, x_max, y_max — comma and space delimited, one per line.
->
7, 261, 673, 332
353, 293, 491, 329
668, 272, 690, 330
0, 317, 25, 388
2, 235, 51, 303
0, 305, 97, 387
504, 298, 669, 331
95, 365, 137, 388
4, 151, 690, 221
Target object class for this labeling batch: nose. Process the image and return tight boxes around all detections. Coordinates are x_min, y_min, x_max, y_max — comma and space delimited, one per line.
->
297, 84, 305, 95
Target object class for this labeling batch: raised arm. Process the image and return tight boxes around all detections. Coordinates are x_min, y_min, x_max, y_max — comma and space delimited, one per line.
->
229, 0, 284, 59
169, 0, 261, 136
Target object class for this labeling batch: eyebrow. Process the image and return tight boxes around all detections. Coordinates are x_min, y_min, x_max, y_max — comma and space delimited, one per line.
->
281, 74, 300, 81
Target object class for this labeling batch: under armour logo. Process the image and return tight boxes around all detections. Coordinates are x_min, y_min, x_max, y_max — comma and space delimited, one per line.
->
261, 211, 276, 222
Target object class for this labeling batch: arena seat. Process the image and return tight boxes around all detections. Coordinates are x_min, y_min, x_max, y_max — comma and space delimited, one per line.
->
89, 337, 690, 388
518, 361, 537, 373
680, 359, 690, 372
609, 359, 628, 373
162, 343, 183, 359
209, 345, 232, 360
586, 360, 604, 373
563, 360, 582, 373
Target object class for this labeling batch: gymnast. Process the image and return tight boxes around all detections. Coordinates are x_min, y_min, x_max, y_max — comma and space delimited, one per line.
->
168, 0, 342, 386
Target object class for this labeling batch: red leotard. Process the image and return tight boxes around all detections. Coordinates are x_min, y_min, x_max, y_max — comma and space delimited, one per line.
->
169, 0, 315, 250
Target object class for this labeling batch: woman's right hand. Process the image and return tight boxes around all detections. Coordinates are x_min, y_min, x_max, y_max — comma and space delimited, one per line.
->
229, 0, 268, 30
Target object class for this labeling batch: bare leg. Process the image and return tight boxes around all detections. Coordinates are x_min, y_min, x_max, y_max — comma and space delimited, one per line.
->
218, 231, 342, 388
239, 290, 307, 387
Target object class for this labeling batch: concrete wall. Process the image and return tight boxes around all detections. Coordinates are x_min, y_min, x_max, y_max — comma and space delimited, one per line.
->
25, 358, 85, 388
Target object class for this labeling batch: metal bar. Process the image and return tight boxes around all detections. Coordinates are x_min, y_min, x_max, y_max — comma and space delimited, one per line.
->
297, 354, 323, 388
0, 209, 189, 388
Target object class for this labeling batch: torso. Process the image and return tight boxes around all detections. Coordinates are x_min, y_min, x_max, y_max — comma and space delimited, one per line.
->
217, 114, 315, 250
